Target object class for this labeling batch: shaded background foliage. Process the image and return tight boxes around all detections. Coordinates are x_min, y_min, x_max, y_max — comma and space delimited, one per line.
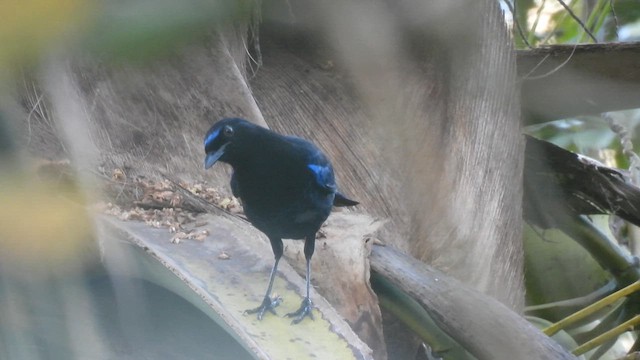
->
506, 1, 640, 358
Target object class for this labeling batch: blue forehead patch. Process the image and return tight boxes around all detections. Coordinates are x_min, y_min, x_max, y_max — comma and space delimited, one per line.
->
204, 128, 221, 148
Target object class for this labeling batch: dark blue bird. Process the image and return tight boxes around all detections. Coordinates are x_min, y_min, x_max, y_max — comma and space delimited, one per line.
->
203, 118, 358, 323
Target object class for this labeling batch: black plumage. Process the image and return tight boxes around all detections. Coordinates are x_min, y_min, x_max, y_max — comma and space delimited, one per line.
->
203, 117, 358, 323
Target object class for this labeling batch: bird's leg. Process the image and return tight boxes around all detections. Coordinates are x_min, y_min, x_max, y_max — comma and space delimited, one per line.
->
245, 237, 283, 320
286, 235, 315, 324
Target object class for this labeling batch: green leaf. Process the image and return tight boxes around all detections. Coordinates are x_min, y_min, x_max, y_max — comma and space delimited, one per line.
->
82, 0, 253, 61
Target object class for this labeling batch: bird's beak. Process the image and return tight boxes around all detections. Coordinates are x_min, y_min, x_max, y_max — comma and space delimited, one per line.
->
204, 143, 228, 169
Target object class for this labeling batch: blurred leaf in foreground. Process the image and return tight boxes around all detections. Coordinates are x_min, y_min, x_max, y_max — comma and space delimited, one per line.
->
0, 0, 93, 70
83, 0, 255, 62
0, 174, 95, 274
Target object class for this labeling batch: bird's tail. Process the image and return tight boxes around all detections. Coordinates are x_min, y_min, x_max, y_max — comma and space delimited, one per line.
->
333, 192, 359, 207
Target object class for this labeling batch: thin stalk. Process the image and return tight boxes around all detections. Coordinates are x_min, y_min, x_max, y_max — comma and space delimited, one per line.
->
573, 315, 640, 355
561, 216, 640, 287
541, 0, 578, 44
528, 0, 548, 46
543, 281, 640, 336
556, 0, 598, 42
579, 0, 608, 42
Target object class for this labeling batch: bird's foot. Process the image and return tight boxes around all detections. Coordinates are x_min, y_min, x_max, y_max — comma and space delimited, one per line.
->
285, 297, 314, 324
244, 295, 282, 320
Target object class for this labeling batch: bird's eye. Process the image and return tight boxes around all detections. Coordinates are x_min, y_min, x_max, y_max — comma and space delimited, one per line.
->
223, 125, 234, 138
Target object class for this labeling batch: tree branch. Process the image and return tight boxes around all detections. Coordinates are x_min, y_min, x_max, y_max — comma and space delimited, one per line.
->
517, 43, 640, 123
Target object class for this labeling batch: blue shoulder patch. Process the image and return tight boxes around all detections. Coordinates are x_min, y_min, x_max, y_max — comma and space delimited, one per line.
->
307, 164, 336, 192
204, 128, 221, 148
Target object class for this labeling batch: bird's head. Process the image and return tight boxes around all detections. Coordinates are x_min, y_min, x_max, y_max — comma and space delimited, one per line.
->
204, 118, 255, 169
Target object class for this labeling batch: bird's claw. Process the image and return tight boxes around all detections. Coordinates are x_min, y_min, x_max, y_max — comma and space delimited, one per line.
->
245, 295, 282, 320
286, 297, 314, 324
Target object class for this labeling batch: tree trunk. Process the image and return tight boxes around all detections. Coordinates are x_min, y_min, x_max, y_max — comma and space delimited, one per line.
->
256, 0, 525, 309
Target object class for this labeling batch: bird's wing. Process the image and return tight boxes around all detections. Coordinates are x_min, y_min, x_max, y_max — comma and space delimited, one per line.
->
284, 135, 359, 206
307, 163, 337, 193
302, 143, 337, 194
230, 171, 241, 199
282, 135, 337, 193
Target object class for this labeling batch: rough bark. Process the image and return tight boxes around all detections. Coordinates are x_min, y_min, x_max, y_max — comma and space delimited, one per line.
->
371, 246, 576, 360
